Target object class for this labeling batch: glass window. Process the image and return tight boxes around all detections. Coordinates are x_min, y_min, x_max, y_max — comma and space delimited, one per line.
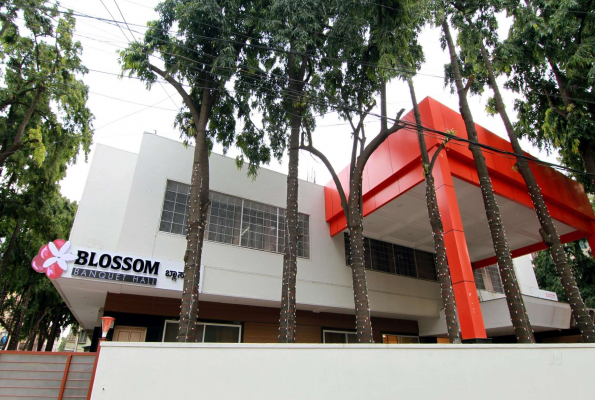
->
163, 321, 179, 342
473, 269, 486, 290
159, 181, 190, 235
206, 192, 242, 245
485, 265, 504, 294
158, 181, 310, 258
370, 239, 396, 274
204, 325, 241, 343
323, 330, 358, 344
415, 250, 437, 281
162, 321, 240, 343
394, 244, 416, 277
382, 334, 420, 344
241, 200, 278, 252
343, 233, 437, 281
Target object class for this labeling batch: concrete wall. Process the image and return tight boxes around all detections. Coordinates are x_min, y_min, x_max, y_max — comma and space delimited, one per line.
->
96, 133, 443, 318
92, 342, 595, 400
70, 145, 138, 250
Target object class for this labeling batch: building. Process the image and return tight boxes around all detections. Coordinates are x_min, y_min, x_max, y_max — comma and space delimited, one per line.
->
51, 97, 595, 348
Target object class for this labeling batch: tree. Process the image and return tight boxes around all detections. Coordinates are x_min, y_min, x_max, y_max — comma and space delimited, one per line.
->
503, 1, 595, 191
440, 10, 535, 343
292, 0, 425, 342
235, 0, 336, 342
449, 0, 595, 342
408, 79, 461, 343
0, 191, 79, 351
119, 0, 270, 342
533, 240, 595, 310
0, 1, 93, 168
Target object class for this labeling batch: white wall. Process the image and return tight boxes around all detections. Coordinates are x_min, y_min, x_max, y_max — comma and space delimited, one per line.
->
70, 145, 138, 250
92, 342, 595, 400
514, 254, 540, 293
106, 133, 442, 318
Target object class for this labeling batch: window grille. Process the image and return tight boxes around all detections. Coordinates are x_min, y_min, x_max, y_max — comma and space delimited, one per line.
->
343, 233, 437, 281
159, 180, 310, 258
473, 269, 486, 290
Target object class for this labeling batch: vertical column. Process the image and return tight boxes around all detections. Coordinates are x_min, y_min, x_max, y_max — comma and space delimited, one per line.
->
432, 150, 488, 341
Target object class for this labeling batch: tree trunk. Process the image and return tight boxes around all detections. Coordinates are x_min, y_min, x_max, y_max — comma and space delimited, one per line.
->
7, 288, 32, 350
177, 113, 210, 342
24, 308, 46, 351
45, 309, 63, 352
278, 49, 309, 343
347, 173, 374, 343
0, 87, 43, 167
443, 19, 535, 343
546, 57, 595, 187
408, 78, 462, 343
0, 219, 21, 280
279, 114, 300, 343
36, 321, 48, 352
579, 143, 595, 187
480, 43, 595, 342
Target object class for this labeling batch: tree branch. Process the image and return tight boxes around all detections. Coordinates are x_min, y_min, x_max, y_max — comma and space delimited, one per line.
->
0, 86, 44, 166
357, 108, 406, 169
298, 122, 349, 220
428, 139, 450, 175
541, 86, 568, 118
149, 64, 202, 125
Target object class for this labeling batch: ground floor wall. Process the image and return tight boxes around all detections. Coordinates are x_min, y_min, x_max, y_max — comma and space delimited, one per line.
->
96, 293, 420, 347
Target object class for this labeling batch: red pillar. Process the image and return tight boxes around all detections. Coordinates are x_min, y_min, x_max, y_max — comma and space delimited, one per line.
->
432, 149, 488, 341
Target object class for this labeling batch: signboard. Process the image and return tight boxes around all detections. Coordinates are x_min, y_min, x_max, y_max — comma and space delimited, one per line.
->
33, 241, 203, 292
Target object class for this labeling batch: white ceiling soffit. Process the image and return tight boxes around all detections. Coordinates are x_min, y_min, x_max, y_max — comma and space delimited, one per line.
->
362, 178, 575, 262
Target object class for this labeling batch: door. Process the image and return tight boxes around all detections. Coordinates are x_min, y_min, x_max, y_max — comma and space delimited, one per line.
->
112, 326, 147, 342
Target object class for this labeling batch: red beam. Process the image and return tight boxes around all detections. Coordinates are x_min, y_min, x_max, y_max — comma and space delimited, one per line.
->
472, 230, 587, 269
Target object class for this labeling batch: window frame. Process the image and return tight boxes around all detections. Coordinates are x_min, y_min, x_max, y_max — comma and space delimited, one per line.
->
344, 233, 437, 282
381, 333, 420, 344
157, 180, 311, 259
162, 320, 242, 343
322, 329, 358, 344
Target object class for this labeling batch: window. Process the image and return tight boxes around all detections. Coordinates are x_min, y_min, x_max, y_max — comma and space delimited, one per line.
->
485, 265, 504, 294
344, 233, 437, 281
159, 181, 190, 235
207, 192, 242, 245
240, 199, 278, 252
158, 181, 310, 258
162, 320, 241, 343
473, 265, 504, 294
382, 334, 420, 344
415, 250, 438, 281
473, 269, 486, 290
323, 330, 358, 344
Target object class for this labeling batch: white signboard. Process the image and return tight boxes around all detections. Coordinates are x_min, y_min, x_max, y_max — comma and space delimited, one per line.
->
60, 246, 203, 292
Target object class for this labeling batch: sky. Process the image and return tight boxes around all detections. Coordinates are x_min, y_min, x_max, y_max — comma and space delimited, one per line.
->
57, 0, 559, 202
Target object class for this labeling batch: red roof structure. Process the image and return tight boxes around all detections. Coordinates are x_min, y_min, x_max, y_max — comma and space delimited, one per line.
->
324, 97, 595, 341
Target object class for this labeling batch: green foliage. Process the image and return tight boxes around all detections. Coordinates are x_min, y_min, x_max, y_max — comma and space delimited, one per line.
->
533, 240, 595, 308
502, 0, 595, 190
119, 0, 271, 177
0, 0, 92, 344
0, 0, 93, 169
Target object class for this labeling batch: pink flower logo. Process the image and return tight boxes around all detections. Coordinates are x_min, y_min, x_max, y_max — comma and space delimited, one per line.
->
31, 239, 77, 280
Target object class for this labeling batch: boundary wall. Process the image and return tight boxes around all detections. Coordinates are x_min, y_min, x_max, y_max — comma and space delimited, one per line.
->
92, 343, 594, 400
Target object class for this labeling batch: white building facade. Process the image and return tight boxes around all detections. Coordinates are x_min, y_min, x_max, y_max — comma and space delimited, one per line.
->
53, 133, 574, 347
